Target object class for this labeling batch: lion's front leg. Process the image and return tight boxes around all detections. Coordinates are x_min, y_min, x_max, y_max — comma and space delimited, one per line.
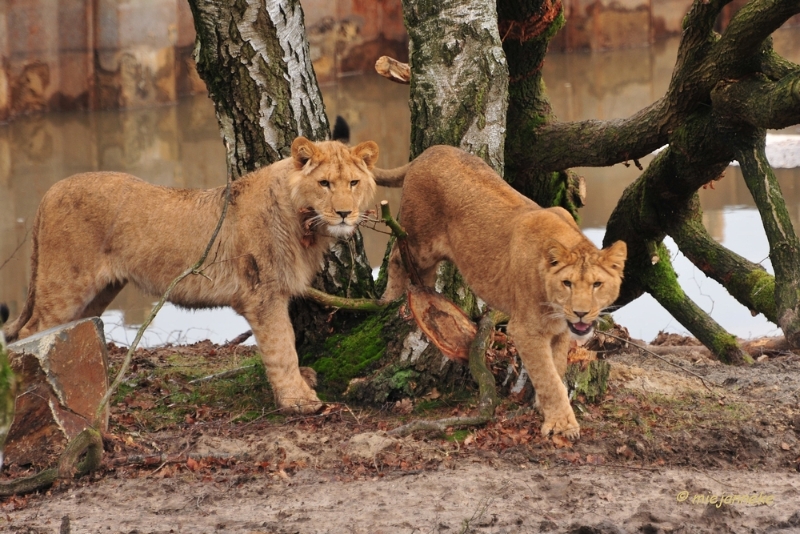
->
240, 296, 322, 414
508, 318, 580, 440
551, 331, 571, 379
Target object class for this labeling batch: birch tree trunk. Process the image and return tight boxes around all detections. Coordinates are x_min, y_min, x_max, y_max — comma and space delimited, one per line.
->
343, 0, 510, 403
187, 0, 329, 177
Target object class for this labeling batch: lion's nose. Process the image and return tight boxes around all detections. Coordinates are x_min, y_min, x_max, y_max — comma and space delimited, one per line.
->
336, 210, 352, 220
575, 311, 588, 319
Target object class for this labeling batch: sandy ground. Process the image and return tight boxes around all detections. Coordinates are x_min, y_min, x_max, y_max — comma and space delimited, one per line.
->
3, 342, 800, 533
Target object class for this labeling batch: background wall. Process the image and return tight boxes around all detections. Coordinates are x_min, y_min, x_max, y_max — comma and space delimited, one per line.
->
1, 0, 798, 121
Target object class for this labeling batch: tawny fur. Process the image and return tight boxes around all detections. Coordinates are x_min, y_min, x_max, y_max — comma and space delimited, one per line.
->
377, 146, 627, 440
3, 137, 380, 414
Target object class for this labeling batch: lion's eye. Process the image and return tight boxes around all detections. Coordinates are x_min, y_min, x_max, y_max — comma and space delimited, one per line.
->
562, 280, 572, 288
593, 281, 603, 288
319, 180, 330, 188
350, 180, 359, 187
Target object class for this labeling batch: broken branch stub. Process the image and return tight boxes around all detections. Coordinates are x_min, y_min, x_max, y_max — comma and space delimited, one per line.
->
375, 56, 411, 84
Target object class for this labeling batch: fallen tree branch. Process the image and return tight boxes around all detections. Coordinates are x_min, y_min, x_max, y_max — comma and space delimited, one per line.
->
0, 427, 102, 496
225, 330, 253, 346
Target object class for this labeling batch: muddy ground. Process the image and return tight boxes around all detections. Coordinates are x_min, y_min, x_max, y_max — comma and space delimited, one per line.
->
2, 338, 800, 534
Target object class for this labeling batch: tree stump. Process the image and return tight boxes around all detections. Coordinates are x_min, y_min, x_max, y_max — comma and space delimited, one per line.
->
5, 318, 109, 469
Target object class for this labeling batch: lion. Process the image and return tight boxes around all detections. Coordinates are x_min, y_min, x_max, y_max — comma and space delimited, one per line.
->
373, 146, 627, 439
3, 137, 380, 414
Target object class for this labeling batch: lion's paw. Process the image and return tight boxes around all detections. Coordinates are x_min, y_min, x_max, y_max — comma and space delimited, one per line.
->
540, 411, 580, 441
275, 384, 324, 414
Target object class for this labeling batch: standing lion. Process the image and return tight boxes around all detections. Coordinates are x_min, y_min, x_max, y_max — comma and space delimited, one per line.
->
3, 137, 380, 413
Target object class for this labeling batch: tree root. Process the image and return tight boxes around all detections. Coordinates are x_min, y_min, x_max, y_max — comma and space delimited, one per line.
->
388, 311, 504, 437
0, 427, 103, 497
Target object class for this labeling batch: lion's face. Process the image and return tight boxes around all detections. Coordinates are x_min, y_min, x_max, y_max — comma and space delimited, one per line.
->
289, 137, 379, 238
544, 240, 627, 342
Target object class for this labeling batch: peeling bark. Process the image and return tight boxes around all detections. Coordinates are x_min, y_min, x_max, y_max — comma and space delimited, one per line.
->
187, 0, 329, 177
403, 0, 508, 169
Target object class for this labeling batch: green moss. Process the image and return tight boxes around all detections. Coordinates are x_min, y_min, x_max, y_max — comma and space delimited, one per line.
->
544, 11, 566, 41
445, 429, 471, 443
565, 360, 610, 404
745, 268, 776, 318
644, 245, 686, 306
309, 304, 400, 395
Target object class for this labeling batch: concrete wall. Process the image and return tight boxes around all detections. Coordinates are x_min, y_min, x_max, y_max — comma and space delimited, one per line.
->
0, 0, 203, 121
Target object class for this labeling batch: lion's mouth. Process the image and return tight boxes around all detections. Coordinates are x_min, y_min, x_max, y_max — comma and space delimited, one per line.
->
567, 320, 595, 337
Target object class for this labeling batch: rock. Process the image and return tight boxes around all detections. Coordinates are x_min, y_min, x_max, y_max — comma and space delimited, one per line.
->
4, 318, 109, 468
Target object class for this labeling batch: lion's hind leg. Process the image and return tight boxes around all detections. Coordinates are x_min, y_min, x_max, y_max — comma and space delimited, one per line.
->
17, 270, 117, 340
81, 280, 127, 319
380, 243, 410, 302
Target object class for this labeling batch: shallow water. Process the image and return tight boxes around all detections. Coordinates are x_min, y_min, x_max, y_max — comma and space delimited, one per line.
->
1, 30, 799, 346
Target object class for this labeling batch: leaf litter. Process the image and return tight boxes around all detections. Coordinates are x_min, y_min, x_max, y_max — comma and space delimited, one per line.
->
2, 336, 800, 532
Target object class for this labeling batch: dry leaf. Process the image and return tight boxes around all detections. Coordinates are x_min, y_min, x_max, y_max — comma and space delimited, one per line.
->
551, 434, 573, 448
186, 458, 200, 472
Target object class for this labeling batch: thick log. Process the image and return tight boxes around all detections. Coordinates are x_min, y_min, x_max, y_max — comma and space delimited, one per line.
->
5, 318, 108, 468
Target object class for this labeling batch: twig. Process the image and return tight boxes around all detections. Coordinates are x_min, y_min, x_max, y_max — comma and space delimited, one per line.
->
305, 287, 387, 311
0, 227, 31, 272
188, 364, 256, 384
601, 331, 716, 392
225, 330, 253, 346
380, 200, 422, 286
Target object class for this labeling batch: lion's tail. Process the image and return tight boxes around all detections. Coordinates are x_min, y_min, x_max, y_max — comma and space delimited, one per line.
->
2, 210, 41, 343
372, 163, 410, 188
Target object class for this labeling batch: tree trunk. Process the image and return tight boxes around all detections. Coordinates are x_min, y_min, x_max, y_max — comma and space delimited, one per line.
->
340, 0, 511, 403
498, 0, 585, 216
187, 0, 329, 177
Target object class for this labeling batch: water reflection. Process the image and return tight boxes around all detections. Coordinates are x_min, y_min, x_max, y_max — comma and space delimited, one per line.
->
1, 31, 799, 345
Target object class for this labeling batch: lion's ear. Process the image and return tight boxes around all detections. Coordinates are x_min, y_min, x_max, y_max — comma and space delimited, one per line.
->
351, 141, 379, 169
292, 137, 319, 169
601, 240, 627, 272
546, 239, 571, 268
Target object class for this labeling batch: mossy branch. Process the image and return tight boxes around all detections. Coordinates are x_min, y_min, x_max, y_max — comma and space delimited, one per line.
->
737, 141, 800, 348
669, 196, 777, 323
641, 244, 752, 365
0, 427, 102, 496
528, 0, 800, 172
304, 288, 386, 312
711, 71, 800, 129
